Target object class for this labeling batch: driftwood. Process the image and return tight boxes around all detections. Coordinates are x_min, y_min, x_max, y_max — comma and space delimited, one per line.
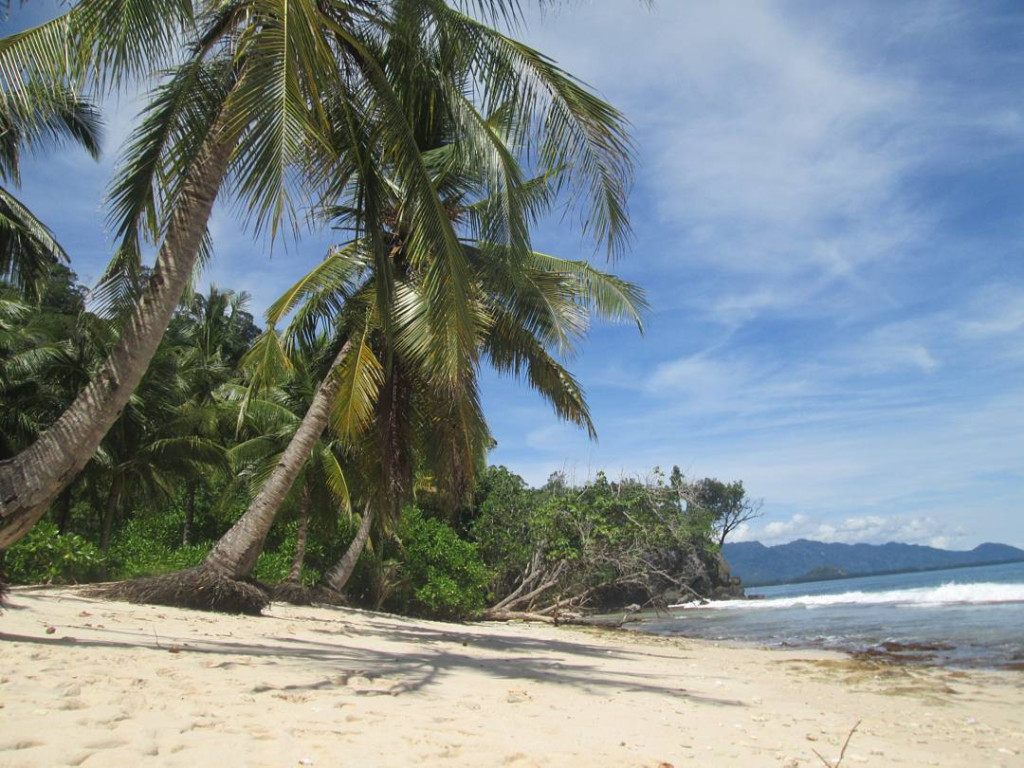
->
491, 552, 565, 611
813, 721, 862, 768
482, 609, 642, 628
483, 610, 556, 624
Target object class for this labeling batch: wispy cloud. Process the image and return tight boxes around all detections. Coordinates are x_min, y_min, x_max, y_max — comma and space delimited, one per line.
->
493, 2, 1024, 547
9, 1, 1024, 548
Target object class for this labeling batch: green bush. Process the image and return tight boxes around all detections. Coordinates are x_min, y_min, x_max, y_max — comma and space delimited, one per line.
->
390, 507, 488, 620
106, 515, 211, 580
254, 517, 339, 586
2, 521, 105, 584
255, 544, 294, 584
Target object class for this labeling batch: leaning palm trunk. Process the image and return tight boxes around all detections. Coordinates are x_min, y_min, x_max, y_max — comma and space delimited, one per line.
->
318, 505, 374, 596
203, 340, 352, 580
270, 486, 314, 606
0, 129, 234, 549
287, 488, 312, 584
94, 340, 352, 614
99, 475, 122, 552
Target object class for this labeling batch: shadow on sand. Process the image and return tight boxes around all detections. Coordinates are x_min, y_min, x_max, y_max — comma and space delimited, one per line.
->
1, 590, 746, 708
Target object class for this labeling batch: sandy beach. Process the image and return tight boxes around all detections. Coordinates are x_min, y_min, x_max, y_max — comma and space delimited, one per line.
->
1, 588, 1022, 767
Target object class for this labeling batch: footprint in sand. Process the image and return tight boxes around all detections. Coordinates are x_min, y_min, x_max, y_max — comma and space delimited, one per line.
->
82, 738, 127, 750
57, 698, 88, 711
1, 739, 45, 751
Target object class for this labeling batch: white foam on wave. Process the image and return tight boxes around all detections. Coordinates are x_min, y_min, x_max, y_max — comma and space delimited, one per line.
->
671, 582, 1024, 611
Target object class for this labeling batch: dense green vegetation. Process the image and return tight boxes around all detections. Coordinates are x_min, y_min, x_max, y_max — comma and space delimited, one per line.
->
0, 266, 748, 617
0, 267, 747, 617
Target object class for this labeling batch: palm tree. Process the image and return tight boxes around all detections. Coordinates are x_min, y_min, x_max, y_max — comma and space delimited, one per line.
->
175, 286, 258, 544
0, 0, 505, 547
92, 317, 227, 550
91, 2, 636, 613
312, 235, 647, 601
0, 267, 113, 452
219, 337, 351, 600
300, 138, 646, 599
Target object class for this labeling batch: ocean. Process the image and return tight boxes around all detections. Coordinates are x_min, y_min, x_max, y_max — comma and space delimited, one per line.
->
626, 560, 1024, 669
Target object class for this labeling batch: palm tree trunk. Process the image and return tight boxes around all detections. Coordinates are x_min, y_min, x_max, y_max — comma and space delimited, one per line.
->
183, 482, 197, 546
319, 505, 373, 594
0, 128, 234, 550
56, 481, 75, 535
99, 476, 122, 552
202, 341, 352, 579
288, 486, 312, 583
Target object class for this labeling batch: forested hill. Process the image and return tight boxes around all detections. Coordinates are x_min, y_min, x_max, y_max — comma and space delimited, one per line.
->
723, 540, 1024, 586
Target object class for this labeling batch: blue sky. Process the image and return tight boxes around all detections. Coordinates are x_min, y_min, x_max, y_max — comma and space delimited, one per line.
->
6, 1, 1024, 548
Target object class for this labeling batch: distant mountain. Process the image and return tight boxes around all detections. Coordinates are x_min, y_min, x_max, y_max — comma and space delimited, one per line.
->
722, 539, 1024, 586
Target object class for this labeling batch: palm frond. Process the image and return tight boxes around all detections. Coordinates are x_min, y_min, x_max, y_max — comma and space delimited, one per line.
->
330, 318, 384, 444
484, 304, 596, 438
0, 185, 67, 300
528, 251, 647, 330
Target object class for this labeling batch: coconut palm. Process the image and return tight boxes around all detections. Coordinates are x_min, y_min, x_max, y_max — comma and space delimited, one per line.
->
311, 244, 647, 599
92, 320, 227, 550
87, 8, 633, 612
0, 0, 632, 556
174, 286, 258, 543
220, 336, 352, 597
294, 146, 645, 599
0, 269, 111, 460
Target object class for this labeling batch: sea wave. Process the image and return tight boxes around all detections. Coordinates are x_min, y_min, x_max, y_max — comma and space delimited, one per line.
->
671, 582, 1024, 610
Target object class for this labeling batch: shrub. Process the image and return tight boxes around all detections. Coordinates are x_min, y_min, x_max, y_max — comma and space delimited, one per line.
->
106, 515, 211, 580
2, 521, 105, 584
389, 507, 488, 620
255, 544, 294, 584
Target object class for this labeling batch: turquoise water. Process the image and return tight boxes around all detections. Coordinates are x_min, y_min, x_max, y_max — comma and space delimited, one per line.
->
628, 561, 1024, 668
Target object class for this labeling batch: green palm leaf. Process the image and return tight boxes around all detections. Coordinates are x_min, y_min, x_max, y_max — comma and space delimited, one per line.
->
331, 318, 384, 443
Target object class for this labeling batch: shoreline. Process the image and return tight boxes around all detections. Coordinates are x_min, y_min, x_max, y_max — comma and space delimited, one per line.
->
2, 588, 1022, 766
622, 620, 1024, 673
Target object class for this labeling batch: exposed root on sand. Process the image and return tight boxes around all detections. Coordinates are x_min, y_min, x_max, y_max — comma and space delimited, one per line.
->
270, 581, 321, 606
310, 585, 349, 607
87, 566, 270, 615
270, 581, 350, 607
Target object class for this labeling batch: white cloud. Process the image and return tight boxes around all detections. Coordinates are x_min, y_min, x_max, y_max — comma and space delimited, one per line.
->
524, 2, 1024, 331
747, 512, 967, 548
504, 4, 1024, 548
961, 285, 1024, 339
839, 323, 942, 375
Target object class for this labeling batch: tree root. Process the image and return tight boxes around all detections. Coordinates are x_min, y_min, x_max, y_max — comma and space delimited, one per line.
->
310, 585, 349, 607
269, 580, 351, 607
270, 580, 316, 605
87, 566, 270, 615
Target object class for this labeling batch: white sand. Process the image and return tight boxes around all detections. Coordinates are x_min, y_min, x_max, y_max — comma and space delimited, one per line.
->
1, 588, 1022, 767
